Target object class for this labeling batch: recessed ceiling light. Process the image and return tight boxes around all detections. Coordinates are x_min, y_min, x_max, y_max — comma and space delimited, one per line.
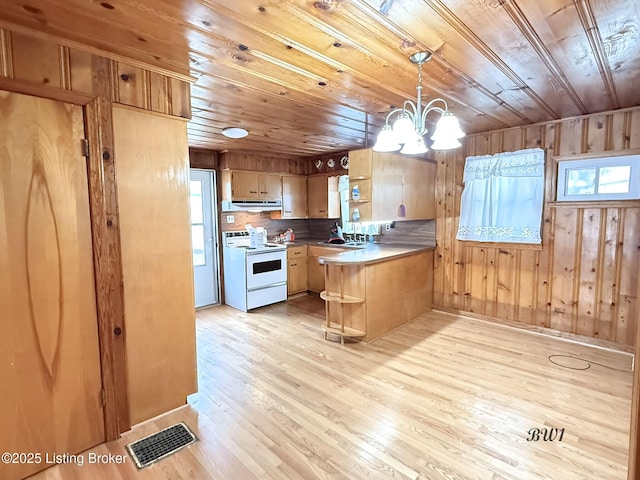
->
221, 127, 249, 139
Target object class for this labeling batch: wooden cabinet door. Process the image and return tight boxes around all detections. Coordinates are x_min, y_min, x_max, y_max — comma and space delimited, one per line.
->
282, 175, 307, 218
231, 171, 259, 199
0, 91, 105, 480
307, 175, 329, 217
308, 175, 340, 219
307, 255, 325, 292
288, 258, 308, 294
259, 173, 282, 199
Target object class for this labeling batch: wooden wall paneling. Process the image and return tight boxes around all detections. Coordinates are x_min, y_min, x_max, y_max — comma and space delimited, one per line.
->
433, 146, 446, 307
9, 32, 61, 88
218, 151, 310, 175
618, 208, 640, 344
535, 124, 556, 329
112, 105, 197, 425
501, 128, 522, 152
586, 114, 608, 152
84, 96, 130, 439
441, 151, 454, 308
524, 125, 544, 149
86, 55, 130, 437
68, 48, 95, 95
558, 117, 585, 155
189, 148, 218, 170
436, 107, 639, 346
0, 29, 13, 77
549, 208, 579, 333
485, 248, 498, 318
576, 208, 601, 338
598, 208, 619, 341
629, 260, 640, 479
149, 71, 170, 115
453, 148, 467, 311
496, 248, 516, 321
441, 141, 457, 308
629, 110, 640, 150
169, 77, 191, 118
468, 247, 486, 314
113, 62, 146, 109
610, 111, 628, 152
516, 250, 538, 324
490, 131, 503, 152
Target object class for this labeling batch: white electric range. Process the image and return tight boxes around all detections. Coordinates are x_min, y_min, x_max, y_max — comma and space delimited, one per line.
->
222, 231, 287, 312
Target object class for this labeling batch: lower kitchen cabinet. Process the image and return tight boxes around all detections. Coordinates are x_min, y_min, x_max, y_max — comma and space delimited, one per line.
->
307, 246, 347, 293
287, 246, 308, 295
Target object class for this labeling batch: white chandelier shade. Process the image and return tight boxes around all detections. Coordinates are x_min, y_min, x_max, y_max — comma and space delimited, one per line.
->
373, 51, 465, 154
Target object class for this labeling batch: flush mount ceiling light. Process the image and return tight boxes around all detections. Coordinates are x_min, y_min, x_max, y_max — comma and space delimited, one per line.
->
373, 51, 465, 155
221, 127, 249, 139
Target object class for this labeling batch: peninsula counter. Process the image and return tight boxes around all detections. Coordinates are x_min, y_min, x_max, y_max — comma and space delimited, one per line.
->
318, 244, 434, 343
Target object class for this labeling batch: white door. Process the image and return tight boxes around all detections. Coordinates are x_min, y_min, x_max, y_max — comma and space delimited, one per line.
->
190, 169, 220, 307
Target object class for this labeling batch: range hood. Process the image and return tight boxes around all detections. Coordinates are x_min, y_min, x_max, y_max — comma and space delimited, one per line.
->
221, 199, 282, 212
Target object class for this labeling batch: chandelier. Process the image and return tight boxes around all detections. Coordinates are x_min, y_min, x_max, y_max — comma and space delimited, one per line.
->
372, 51, 465, 155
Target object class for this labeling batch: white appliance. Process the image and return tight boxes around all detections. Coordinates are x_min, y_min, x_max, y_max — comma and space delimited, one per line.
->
222, 231, 287, 312
221, 199, 282, 212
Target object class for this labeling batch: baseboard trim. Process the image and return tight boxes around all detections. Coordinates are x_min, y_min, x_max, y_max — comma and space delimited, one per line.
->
433, 306, 634, 355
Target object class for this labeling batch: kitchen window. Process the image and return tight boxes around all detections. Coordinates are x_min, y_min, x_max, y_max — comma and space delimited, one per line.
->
456, 148, 545, 244
556, 154, 640, 201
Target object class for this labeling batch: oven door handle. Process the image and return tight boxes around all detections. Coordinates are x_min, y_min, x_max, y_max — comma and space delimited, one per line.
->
247, 281, 287, 293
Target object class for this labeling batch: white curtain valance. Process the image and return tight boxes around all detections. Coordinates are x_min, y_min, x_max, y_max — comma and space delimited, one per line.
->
456, 148, 545, 244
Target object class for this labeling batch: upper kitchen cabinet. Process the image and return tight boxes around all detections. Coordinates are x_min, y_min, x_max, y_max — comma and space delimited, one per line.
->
221, 170, 282, 201
348, 149, 436, 222
281, 175, 307, 218
308, 174, 340, 219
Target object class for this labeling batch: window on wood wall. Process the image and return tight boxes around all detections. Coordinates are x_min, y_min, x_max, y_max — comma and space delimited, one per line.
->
456, 148, 545, 244
556, 154, 640, 201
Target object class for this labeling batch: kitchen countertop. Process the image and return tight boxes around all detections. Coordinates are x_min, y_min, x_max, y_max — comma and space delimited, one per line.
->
317, 243, 435, 266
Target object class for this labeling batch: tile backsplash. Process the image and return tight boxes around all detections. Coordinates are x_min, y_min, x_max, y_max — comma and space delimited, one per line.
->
220, 211, 435, 245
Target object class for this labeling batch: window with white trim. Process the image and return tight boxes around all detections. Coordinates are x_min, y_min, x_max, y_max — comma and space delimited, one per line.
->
556, 154, 640, 201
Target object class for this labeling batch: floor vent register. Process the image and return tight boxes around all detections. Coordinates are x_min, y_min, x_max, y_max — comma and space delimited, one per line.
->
126, 422, 198, 469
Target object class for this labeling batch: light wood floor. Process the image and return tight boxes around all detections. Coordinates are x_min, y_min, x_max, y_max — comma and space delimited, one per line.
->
29, 295, 632, 480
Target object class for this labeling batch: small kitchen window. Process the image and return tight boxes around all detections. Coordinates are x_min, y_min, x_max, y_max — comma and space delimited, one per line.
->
556, 154, 640, 201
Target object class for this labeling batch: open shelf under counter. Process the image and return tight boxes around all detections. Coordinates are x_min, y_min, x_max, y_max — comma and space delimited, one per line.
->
320, 291, 365, 304
321, 322, 366, 344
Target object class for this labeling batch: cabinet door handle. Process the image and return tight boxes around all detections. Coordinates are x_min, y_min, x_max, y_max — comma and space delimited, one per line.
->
294, 252, 301, 255
284, 210, 292, 214
319, 210, 326, 213
250, 190, 258, 194
291, 263, 298, 266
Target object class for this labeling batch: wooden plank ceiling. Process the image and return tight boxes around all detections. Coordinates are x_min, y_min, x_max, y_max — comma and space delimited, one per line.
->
2, 0, 639, 158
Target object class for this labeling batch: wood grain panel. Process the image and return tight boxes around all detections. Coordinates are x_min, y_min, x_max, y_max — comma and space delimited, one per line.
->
149, 71, 169, 114
434, 106, 640, 346
618, 208, 640, 344
189, 148, 218, 170
113, 62, 146, 109
10, 32, 61, 88
0, 27, 190, 119
577, 208, 601, 337
68, 47, 95, 95
112, 105, 196, 425
0, 91, 104, 480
